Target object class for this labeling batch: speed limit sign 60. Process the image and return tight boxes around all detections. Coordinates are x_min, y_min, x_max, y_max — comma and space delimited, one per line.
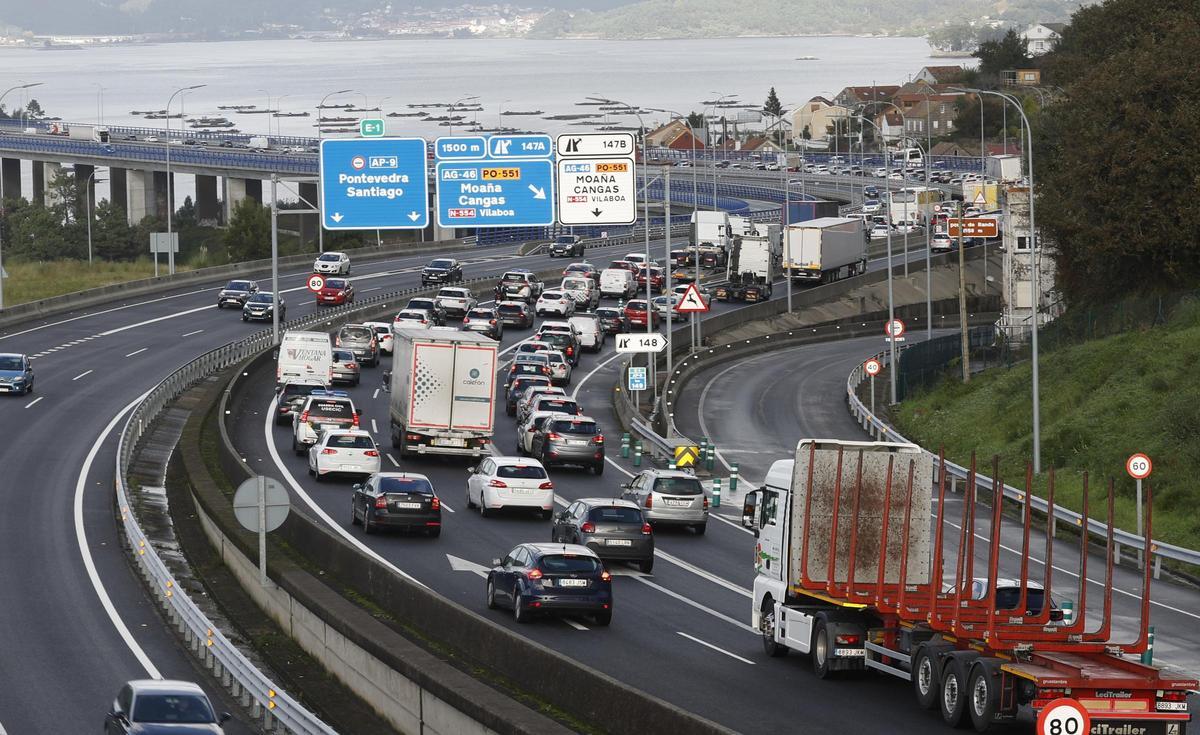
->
307, 274, 326, 293
1126, 453, 1152, 480
864, 358, 882, 377
1036, 698, 1090, 735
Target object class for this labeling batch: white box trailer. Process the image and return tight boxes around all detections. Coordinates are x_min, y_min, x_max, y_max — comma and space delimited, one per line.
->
276, 330, 333, 385
389, 327, 498, 458
784, 217, 867, 284
68, 124, 109, 142
985, 154, 1022, 182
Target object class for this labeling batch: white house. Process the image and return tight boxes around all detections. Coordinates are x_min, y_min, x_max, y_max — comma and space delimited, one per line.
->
1021, 22, 1065, 56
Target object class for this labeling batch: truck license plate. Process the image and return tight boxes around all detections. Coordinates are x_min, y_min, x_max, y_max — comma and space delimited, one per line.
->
835, 648, 866, 658
433, 437, 466, 447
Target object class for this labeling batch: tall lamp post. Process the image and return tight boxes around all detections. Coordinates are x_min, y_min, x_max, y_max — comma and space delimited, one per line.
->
858, 115, 898, 404
165, 84, 206, 277
316, 89, 354, 254
0, 81, 44, 310
448, 95, 479, 136
84, 169, 105, 265
498, 99, 512, 131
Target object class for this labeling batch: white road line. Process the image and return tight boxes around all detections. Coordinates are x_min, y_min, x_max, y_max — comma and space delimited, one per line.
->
677, 631, 755, 664
264, 397, 427, 588
387, 453, 400, 467
72, 370, 93, 381
563, 619, 589, 631
98, 304, 215, 336
372, 388, 380, 400
632, 576, 756, 633
181, 329, 204, 337
570, 350, 625, 401
708, 510, 754, 536
654, 549, 752, 598
360, 287, 382, 293
125, 347, 149, 358
0, 717, 7, 734
24, 396, 43, 409
696, 359, 748, 474
77, 392, 162, 679
370, 418, 379, 435
439, 500, 455, 513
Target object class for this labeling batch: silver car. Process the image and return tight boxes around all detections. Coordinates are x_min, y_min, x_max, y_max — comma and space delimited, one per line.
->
516, 409, 571, 456
330, 349, 361, 386
516, 385, 566, 423
620, 469, 708, 534
530, 414, 605, 475
336, 323, 379, 367
544, 350, 572, 386
216, 279, 258, 308
462, 307, 503, 340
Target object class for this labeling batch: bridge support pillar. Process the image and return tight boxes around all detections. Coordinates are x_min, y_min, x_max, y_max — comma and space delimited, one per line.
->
109, 167, 128, 218
126, 169, 158, 225
195, 174, 220, 225
0, 158, 20, 202
153, 171, 172, 220
224, 177, 263, 221
74, 164, 96, 213
298, 182, 318, 247
42, 162, 64, 207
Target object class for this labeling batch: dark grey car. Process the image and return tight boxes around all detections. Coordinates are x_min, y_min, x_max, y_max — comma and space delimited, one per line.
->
241, 291, 285, 322
105, 679, 231, 734
406, 297, 447, 326
216, 279, 258, 308
336, 324, 379, 367
552, 498, 654, 573
531, 414, 604, 474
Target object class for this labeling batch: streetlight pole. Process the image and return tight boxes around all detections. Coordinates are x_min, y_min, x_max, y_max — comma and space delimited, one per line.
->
84, 169, 105, 265
316, 89, 354, 254
93, 83, 106, 127
448, 95, 479, 136
925, 91, 933, 338
860, 115, 898, 404
165, 84, 205, 277
274, 94, 293, 139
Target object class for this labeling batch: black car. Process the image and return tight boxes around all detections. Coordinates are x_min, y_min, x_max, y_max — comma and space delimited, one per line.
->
534, 330, 580, 366
352, 472, 442, 537
550, 235, 585, 258
406, 297, 447, 326
506, 361, 553, 392
496, 300, 534, 329
421, 258, 463, 286
242, 291, 286, 322
506, 375, 552, 416
216, 279, 258, 308
486, 543, 613, 625
594, 307, 628, 335
552, 499, 654, 573
275, 381, 324, 424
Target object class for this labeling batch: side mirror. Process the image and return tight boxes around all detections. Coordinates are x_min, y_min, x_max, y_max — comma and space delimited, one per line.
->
555, 511, 568, 522
620, 482, 631, 490
219, 713, 233, 724
742, 490, 759, 531
352, 483, 362, 492
355, 408, 363, 416
467, 466, 477, 474
274, 385, 282, 395
491, 558, 502, 567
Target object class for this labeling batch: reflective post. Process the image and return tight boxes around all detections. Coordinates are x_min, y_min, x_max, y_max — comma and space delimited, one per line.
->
712, 478, 722, 508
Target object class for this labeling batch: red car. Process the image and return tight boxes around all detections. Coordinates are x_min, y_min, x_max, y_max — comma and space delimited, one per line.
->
636, 266, 665, 294
623, 299, 660, 328
316, 277, 355, 306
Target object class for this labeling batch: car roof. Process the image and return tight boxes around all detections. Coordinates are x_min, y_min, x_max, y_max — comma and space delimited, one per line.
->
548, 413, 596, 423
397, 309, 430, 316
491, 455, 547, 467
527, 542, 597, 557
126, 679, 208, 695
497, 300, 527, 307
0, 352, 27, 359
438, 287, 471, 293
642, 468, 696, 479
374, 471, 432, 482
321, 428, 370, 438
575, 497, 640, 510
540, 320, 572, 329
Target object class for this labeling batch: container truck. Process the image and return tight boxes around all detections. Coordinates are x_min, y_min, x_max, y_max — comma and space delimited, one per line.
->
689, 210, 731, 268
68, 124, 109, 143
783, 217, 867, 284
249, 136, 271, 150
780, 200, 840, 227
713, 230, 777, 303
388, 327, 497, 459
986, 154, 1022, 183
746, 439, 1194, 732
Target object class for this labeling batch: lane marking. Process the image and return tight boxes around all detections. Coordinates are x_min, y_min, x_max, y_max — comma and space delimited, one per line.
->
372, 388, 380, 400
439, 500, 455, 514
653, 549, 752, 598
387, 453, 400, 467
181, 329, 204, 337
708, 510, 754, 536
125, 347, 149, 358
632, 576, 756, 633
370, 418, 379, 435
72, 370, 93, 381
676, 631, 755, 664
24, 396, 43, 409
264, 397, 427, 588
78, 392, 162, 679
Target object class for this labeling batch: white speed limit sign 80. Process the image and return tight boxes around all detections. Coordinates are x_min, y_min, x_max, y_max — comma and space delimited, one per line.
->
307, 274, 325, 293
1036, 698, 1090, 735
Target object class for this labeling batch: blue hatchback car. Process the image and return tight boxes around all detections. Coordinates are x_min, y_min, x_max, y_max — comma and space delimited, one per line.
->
0, 353, 34, 395
487, 543, 613, 626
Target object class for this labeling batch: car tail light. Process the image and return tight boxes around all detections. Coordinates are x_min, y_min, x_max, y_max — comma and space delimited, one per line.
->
566, 347, 574, 356
581, 522, 596, 533
321, 448, 338, 455
352, 414, 360, 427
488, 479, 508, 488
463, 317, 469, 324
835, 634, 862, 646
527, 568, 543, 581
431, 497, 441, 511
299, 411, 309, 422
489, 319, 497, 325
592, 435, 604, 444
344, 362, 356, 369
1161, 690, 1189, 702
703, 496, 710, 510
365, 450, 380, 457
538, 481, 554, 490
600, 570, 612, 582
645, 495, 652, 509
374, 497, 387, 509
334, 337, 342, 346
546, 432, 563, 441
420, 319, 427, 324
641, 522, 652, 535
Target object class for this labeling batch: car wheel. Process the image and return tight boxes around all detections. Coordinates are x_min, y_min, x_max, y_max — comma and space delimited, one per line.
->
350, 500, 361, 526
292, 438, 304, 456
637, 557, 653, 574
968, 662, 1000, 732
486, 577, 498, 609
363, 510, 376, 535
593, 610, 612, 627
352, 376, 360, 386
313, 468, 324, 482
480, 498, 493, 519
307, 464, 315, 476
760, 599, 788, 657
513, 588, 531, 623
465, 489, 476, 510
590, 462, 605, 476
241, 315, 248, 321
426, 526, 441, 538
912, 645, 941, 709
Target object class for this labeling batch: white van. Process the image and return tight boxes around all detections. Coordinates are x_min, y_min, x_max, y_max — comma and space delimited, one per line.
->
560, 276, 599, 310
625, 252, 651, 267
599, 268, 637, 299
277, 330, 333, 385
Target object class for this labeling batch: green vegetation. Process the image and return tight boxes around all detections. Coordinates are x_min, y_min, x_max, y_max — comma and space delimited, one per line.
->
894, 298, 1200, 550
3, 259, 191, 304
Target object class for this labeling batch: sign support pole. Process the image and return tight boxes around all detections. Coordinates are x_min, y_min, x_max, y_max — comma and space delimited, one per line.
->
958, 206, 970, 383
663, 169, 672, 437
270, 174, 280, 346
870, 375, 875, 416
1136, 477, 1143, 569
257, 474, 268, 588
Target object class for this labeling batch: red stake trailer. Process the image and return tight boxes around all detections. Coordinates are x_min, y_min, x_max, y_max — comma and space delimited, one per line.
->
748, 440, 1195, 732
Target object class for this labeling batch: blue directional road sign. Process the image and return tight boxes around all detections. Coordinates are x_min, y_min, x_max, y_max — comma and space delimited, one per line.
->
435, 136, 487, 160
435, 158, 555, 228
485, 134, 553, 159
628, 366, 648, 392
319, 137, 429, 230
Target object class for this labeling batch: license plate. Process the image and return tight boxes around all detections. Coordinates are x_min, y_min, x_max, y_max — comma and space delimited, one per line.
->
393, 502, 422, 509
606, 539, 632, 546
664, 499, 690, 507
512, 488, 536, 495
834, 649, 866, 658
340, 464, 359, 471
433, 437, 466, 447
558, 579, 588, 587
567, 439, 588, 446
0, 386, 8, 393
321, 423, 341, 430
1157, 702, 1189, 712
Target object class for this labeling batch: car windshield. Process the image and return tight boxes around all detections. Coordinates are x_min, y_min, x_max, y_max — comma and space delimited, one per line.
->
515, 354, 549, 365
511, 377, 549, 393
501, 272, 529, 283
332, 350, 355, 362
226, 280, 251, 290
306, 400, 353, 420
543, 291, 564, 300
132, 693, 216, 724
318, 254, 340, 262
496, 464, 548, 479
588, 506, 642, 524
408, 299, 436, 310
248, 293, 275, 303
467, 309, 494, 319
538, 554, 601, 573
517, 343, 549, 353
550, 419, 597, 435
498, 304, 525, 315
545, 353, 565, 365
627, 301, 648, 311
379, 476, 434, 494
429, 259, 453, 268
340, 326, 372, 341
326, 433, 374, 449
439, 289, 467, 298
562, 278, 590, 290
281, 383, 320, 399
397, 312, 425, 321
653, 477, 704, 496
370, 325, 390, 335
0, 356, 24, 370
536, 398, 579, 414
325, 279, 347, 289
539, 333, 572, 348
555, 236, 575, 244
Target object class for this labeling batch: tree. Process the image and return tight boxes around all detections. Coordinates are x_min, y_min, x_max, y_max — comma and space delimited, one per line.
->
24, 99, 44, 119
801, 125, 811, 141
91, 200, 140, 261
686, 111, 705, 130
763, 87, 783, 118
951, 95, 1007, 141
974, 29, 1030, 77
223, 198, 271, 263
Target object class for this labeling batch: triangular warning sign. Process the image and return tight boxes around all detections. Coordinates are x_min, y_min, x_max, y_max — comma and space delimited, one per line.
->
973, 191, 986, 206
675, 283, 710, 313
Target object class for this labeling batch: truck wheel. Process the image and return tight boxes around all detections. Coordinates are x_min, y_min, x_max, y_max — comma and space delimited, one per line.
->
968, 661, 1001, 732
940, 657, 971, 727
912, 645, 941, 710
812, 619, 833, 679
759, 599, 788, 657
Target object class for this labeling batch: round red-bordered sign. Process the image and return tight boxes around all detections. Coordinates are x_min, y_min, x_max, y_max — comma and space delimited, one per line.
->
1126, 453, 1152, 480
885, 319, 906, 339
1036, 698, 1090, 735
307, 274, 325, 293
864, 358, 882, 377
351, 155, 366, 170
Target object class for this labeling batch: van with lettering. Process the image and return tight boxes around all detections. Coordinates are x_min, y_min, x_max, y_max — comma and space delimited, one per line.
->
277, 330, 333, 385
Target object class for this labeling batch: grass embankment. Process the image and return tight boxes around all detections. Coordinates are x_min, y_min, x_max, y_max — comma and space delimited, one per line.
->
4, 259, 194, 305
894, 300, 1200, 551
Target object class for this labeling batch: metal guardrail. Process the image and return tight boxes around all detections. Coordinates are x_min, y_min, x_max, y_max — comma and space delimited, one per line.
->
844, 344, 1200, 575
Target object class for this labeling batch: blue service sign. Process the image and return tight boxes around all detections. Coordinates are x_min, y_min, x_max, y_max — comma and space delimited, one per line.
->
319, 137, 429, 230
628, 366, 648, 392
435, 136, 487, 160
486, 134, 553, 159
435, 158, 555, 228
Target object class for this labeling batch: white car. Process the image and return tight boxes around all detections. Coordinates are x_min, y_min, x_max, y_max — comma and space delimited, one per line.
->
872, 167, 888, 177
861, 200, 882, 214
931, 231, 954, 252
393, 309, 433, 329
465, 456, 555, 519
435, 287, 477, 317
516, 385, 566, 424
313, 251, 350, 275
869, 223, 893, 240
538, 320, 580, 339
544, 350, 572, 386
307, 429, 380, 481
516, 410, 572, 456
568, 314, 604, 352
362, 321, 394, 354
652, 294, 684, 322
624, 253, 652, 267
560, 277, 599, 310
536, 290, 575, 318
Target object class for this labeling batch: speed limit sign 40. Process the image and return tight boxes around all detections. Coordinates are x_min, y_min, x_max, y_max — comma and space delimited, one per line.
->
864, 358, 882, 377
1036, 698, 1090, 735
1126, 453, 1152, 480
307, 274, 326, 293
